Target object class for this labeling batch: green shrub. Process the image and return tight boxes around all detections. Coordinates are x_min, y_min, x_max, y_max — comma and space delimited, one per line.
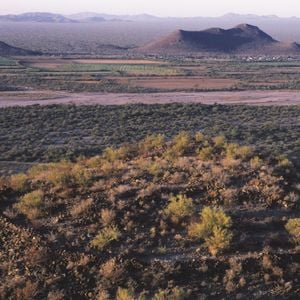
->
139, 134, 165, 153
91, 225, 121, 250
171, 131, 190, 155
10, 173, 29, 192
225, 143, 252, 160
205, 227, 233, 256
116, 287, 135, 300
116, 287, 145, 300
164, 194, 195, 223
277, 155, 294, 168
195, 132, 205, 143
198, 146, 214, 161
213, 135, 226, 148
14, 190, 44, 219
103, 146, 131, 162
285, 218, 300, 244
188, 207, 232, 255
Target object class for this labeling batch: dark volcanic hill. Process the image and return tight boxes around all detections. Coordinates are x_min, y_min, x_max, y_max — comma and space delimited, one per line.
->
0, 41, 40, 56
140, 24, 300, 55
0, 12, 77, 23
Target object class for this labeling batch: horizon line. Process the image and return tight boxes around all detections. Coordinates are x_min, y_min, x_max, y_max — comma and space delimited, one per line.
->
1, 11, 300, 19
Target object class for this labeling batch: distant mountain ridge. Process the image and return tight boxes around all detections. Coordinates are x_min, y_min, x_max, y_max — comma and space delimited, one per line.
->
140, 24, 300, 55
0, 12, 77, 23
2, 11, 300, 24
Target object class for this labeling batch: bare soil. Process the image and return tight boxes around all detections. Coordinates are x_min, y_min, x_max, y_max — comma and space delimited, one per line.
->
1, 90, 300, 107
117, 77, 238, 90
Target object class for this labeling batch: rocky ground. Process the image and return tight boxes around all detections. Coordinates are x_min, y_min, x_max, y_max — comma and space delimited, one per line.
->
0, 133, 299, 299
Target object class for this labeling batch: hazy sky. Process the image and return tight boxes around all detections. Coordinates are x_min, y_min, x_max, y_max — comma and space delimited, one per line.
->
1, 0, 300, 17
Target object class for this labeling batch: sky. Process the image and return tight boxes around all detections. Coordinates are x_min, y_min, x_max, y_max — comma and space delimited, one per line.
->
1, 0, 300, 17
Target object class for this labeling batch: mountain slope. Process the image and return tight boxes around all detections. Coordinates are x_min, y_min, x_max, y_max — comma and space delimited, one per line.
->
0, 41, 40, 56
140, 24, 300, 55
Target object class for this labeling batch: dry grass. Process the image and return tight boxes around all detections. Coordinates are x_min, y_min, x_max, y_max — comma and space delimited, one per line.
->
100, 209, 116, 226
70, 198, 93, 217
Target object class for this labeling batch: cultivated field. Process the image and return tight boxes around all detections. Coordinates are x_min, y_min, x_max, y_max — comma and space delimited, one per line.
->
3, 56, 300, 94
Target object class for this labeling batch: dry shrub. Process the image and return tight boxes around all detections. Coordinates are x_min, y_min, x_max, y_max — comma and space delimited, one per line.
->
137, 182, 160, 199
173, 156, 194, 171
153, 287, 188, 300
220, 157, 241, 169
188, 207, 232, 255
70, 198, 93, 217
250, 156, 263, 169
96, 289, 110, 300
220, 188, 238, 206
223, 258, 243, 293
47, 290, 65, 300
91, 180, 105, 192
91, 225, 121, 250
168, 172, 188, 185
15, 280, 39, 300
85, 155, 103, 169
164, 194, 195, 223
100, 208, 116, 226
14, 189, 44, 219
24, 246, 48, 266
99, 258, 124, 282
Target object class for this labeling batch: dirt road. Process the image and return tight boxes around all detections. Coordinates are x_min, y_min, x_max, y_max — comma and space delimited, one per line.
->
0, 90, 300, 107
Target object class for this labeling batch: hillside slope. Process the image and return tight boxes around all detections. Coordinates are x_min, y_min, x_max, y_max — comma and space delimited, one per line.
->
0, 41, 40, 56
0, 133, 299, 299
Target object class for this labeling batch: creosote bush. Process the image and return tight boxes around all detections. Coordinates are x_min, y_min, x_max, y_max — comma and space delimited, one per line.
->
153, 287, 188, 300
14, 189, 44, 219
198, 146, 214, 161
172, 131, 190, 154
188, 207, 232, 255
116, 287, 144, 300
139, 134, 165, 154
164, 194, 195, 223
9, 173, 30, 193
91, 225, 121, 250
285, 218, 300, 244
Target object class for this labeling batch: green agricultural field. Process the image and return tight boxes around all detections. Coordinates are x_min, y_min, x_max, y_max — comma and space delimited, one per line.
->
60, 63, 181, 76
